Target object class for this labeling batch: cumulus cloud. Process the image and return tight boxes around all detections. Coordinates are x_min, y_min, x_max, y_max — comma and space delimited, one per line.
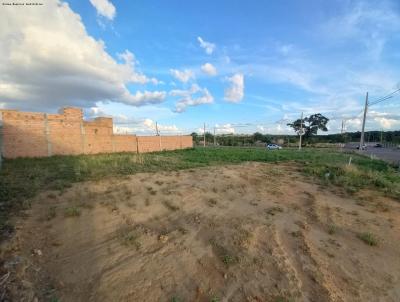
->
114, 118, 179, 134
0, 0, 162, 112
201, 63, 217, 76
369, 111, 400, 129
170, 69, 195, 83
89, 0, 116, 20
143, 119, 179, 132
224, 73, 244, 103
173, 86, 214, 113
197, 37, 216, 55
170, 84, 200, 97
215, 124, 235, 134
123, 91, 166, 105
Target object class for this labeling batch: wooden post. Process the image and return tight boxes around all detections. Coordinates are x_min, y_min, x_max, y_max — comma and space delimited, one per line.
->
359, 92, 368, 149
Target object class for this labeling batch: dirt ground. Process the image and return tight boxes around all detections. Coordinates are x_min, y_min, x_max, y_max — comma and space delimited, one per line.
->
1, 162, 400, 302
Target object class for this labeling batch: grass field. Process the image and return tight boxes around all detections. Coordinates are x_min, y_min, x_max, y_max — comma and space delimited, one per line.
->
1, 147, 399, 230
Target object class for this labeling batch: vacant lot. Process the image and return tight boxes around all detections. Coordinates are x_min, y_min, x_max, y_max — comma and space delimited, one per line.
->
1, 148, 400, 301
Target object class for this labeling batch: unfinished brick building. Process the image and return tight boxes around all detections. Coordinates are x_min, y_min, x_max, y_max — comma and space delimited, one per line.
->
0, 107, 192, 159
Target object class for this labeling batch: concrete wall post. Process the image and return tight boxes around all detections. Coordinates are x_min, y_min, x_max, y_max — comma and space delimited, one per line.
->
44, 114, 52, 157
80, 121, 86, 154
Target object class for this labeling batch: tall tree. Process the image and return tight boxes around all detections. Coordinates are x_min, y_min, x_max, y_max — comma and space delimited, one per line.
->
287, 113, 329, 143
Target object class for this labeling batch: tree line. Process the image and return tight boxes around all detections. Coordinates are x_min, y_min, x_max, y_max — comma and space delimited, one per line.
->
191, 113, 400, 146
191, 130, 400, 146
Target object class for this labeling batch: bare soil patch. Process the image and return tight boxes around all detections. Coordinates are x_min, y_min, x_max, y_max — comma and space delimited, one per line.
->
2, 162, 400, 301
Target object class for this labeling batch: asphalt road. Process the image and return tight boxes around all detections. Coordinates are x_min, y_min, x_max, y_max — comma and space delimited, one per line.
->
344, 143, 400, 165
358, 147, 400, 165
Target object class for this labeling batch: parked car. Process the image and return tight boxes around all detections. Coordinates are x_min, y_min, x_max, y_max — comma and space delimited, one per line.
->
356, 144, 367, 150
374, 143, 383, 148
266, 143, 282, 150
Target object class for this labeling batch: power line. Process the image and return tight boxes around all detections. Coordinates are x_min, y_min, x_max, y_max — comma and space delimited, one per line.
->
368, 88, 400, 106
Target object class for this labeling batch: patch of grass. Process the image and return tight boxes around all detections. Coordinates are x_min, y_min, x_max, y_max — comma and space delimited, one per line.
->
327, 224, 337, 235
117, 225, 141, 250
64, 206, 81, 217
46, 206, 57, 220
222, 254, 235, 265
163, 200, 180, 211
358, 232, 378, 246
210, 238, 238, 266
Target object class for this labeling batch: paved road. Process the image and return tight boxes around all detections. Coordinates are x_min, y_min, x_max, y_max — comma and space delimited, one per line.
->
358, 148, 400, 165
344, 143, 400, 165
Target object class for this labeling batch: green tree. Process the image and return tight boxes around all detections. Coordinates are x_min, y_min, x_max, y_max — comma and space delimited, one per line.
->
287, 113, 329, 144
252, 132, 265, 143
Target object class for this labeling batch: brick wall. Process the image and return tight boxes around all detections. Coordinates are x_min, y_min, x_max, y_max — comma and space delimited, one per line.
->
0, 107, 192, 159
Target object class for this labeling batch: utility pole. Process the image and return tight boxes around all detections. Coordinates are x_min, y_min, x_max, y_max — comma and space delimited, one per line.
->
155, 122, 160, 136
203, 123, 206, 147
213, 126, 216, 146
380, 129, 383, 144
359, 92, 368, 150
156, 122, 162, 151
340, 119, 345, 150
299, 112, 303, 150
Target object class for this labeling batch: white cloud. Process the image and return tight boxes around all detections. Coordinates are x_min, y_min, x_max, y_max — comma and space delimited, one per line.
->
0, 0, 161, 112
123, 91, 166, 105
113, 118, 179, 134
117, 50, 159, 84
197, 37, 216, 55
201, 63, 217, 76
143, 119, 179, 132
321, 1, 400, 60
224, 73, 244, 103
89, 0, 116, 20
170, 84, 200, 97
170, 69, 195, 83
215, 124, 235, 134
174, 87, 214, 113
369, 111, 400, 129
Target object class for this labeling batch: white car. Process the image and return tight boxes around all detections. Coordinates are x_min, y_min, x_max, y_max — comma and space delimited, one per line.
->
266, 144, 282, 150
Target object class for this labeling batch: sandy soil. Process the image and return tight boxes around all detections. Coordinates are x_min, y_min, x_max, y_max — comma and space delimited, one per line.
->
1, 162, 400, 302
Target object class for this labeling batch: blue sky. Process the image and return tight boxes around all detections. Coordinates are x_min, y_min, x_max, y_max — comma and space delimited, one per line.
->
1, 0, 400, 134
